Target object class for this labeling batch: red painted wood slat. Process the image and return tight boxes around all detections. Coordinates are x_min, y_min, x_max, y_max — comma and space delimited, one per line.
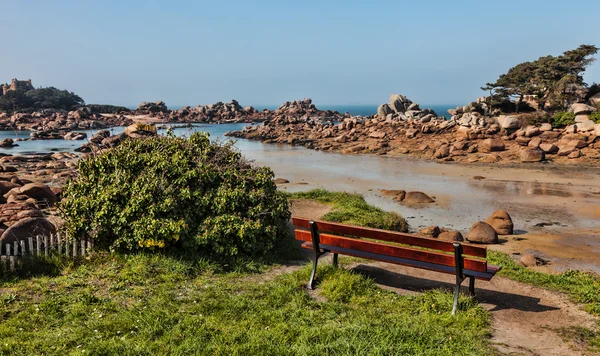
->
295, 230, 488, 273
292, 217, 487, 258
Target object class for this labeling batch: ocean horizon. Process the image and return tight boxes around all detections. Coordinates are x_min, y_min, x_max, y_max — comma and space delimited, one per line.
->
162, 104, 457, 119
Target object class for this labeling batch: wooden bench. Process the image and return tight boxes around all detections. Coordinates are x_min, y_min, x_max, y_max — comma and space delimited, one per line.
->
292, 218, 501, 314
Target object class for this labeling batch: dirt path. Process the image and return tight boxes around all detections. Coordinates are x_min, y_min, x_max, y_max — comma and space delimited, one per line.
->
289, 199, 332, 220
347, 262, 598, 355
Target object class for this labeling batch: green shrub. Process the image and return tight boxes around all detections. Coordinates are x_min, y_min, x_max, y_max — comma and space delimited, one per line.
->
552, 111, 576, 127
59, 133, 291, 261
590, 111, 600, 124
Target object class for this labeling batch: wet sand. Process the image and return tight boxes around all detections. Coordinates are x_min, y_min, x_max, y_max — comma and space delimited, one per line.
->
241, 143, 600, 273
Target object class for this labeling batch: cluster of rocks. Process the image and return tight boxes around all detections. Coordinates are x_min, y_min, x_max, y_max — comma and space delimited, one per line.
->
165, 98, 345, 124
75, 123, 158, 153
0, 152, 80, 245
135, 101, 168, 114
227, 94, 600, 165
377, 94, 441, 123
418, 210, 513, 245
167, 100, 263, 123
0, 108, 133, 142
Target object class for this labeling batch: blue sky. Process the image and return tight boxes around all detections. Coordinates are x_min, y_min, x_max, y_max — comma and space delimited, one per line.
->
1, 0, 599, 107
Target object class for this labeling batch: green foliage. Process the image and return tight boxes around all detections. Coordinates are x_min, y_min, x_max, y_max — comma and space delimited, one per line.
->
0, 252, 493, 355
488, 251, 600, 316
287, 189, 409, 232
59, 133, 291, 262
551, 111, 576, 127
0, 86, 84, 112
590, 111, 600, 124
483, 44, 598, 111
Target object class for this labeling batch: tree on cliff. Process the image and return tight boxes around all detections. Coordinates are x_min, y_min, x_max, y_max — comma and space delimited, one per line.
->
0, 86, 84, 112
482, 44, 598, 111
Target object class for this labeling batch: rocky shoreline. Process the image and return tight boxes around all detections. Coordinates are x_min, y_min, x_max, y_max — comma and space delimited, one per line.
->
226, 94, 600, 165
0, 98, 348, 145
0, 123, 162, 244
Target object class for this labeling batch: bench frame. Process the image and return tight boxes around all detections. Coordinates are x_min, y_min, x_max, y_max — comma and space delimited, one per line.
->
297, 219, 500, 315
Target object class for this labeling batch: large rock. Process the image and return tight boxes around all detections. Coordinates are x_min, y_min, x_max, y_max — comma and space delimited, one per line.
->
0, 138, 16, 147
400, 191, 435, 204
389, 94, 408, 113
466, 221, 499, 244
539, 143, 559, 154
63, 131, 87, 140
571, 103, 597, 115
577, 119, 596, 132
137, 101, 168, 113
124, 123, 157, 137
481, 138, 505, 152
520, 149, 545, 162
419, 226, 441, 238
377, 104, 394, 117
369, 131, 386, 139
484, 210, 514, 235
0, 217, 56, 244
589, 93, 600, 107
434, 145, 450, 159
497, 115, 521, 130
0, 181, 20, 195
438, 230, 464, 242
18, 183, 58, 204
101, 132, 128, 147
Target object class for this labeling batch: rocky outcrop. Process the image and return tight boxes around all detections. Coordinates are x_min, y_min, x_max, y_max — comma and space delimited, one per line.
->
136, 101, 168, 114
0, 109, 133, 138
226, 94, 600, 166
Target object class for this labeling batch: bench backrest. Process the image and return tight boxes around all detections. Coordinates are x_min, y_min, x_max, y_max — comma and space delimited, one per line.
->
292, 217, 489, 274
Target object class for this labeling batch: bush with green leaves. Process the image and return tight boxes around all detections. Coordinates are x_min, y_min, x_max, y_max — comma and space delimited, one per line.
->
590, 111, 600, 124
59, 133, 291, 261
552, 111, 576, 127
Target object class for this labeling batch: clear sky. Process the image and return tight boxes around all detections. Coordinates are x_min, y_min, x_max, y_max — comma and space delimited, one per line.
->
1, 0, 599, 108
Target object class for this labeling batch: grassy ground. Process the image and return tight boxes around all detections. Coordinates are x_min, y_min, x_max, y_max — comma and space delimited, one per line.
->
286, 189, 408, 232
0, 252, 493, 355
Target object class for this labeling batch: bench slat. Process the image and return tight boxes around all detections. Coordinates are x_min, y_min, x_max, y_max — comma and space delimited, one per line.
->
300, 242, 498, 281
292, 218, 487, 258
295, 230, 488, 273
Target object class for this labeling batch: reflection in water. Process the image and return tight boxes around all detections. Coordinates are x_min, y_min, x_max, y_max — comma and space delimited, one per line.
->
470, 180, 574, 198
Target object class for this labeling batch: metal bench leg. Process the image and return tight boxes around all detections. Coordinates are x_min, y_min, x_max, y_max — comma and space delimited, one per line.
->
307, 254, 319, 290
452, 242, 465, 315
332, 253, 338, 268
307, 221, 322, 290
469, 276, 475, 296
452, 282, 461, 316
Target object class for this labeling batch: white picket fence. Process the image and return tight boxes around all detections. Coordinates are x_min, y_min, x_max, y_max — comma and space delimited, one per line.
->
0, 233, 93, 272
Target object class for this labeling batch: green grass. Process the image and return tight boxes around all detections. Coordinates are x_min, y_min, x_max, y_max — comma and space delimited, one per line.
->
287, 189, 409, 232
0, 252, 493, 355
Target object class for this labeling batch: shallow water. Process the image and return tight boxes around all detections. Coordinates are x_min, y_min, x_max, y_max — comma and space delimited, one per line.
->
1, 123, 598, 238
